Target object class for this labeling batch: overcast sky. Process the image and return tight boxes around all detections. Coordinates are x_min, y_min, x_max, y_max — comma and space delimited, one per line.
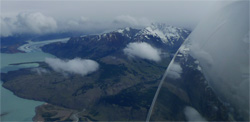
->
1, 0, 221, 37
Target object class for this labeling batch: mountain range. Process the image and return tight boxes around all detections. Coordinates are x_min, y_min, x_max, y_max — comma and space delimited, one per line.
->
1, 23, 192, 121
42, 23, 190, 59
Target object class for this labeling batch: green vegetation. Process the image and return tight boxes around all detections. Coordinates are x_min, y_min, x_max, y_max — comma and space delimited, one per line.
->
1, 27, 190, 121
1, 55, 171, 121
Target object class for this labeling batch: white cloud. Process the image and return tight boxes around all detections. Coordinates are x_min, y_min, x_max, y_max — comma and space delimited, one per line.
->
1, 1, 218, 30
1, 17, 14, 37
45, 58, 99, 76
1, 13, 152, 37
113, 15, 151, 28
123, 42, 161, 62
184, 106, 206, 121
190, 43, 214, 67
32, 67, 49, 75
17, 12, 57, 34
65, 16, 92, 32
79, 16, 89, 23
1, 12, 57, 37
167, 62, 182, 79
63, 15, 151, 34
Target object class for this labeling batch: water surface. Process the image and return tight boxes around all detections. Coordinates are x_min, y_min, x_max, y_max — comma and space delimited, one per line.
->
1, 52, 55, 121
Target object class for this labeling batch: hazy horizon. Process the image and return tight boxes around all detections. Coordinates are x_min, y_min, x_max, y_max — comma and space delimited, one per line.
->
1, 0, 220, 37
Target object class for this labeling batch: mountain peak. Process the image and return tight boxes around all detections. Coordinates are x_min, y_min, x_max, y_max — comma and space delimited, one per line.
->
135, 23, 191, 45
115, 27, 131, 34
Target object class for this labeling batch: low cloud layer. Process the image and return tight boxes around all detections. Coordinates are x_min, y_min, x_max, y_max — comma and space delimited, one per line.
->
45, 58, 99, 76
123, 42, 161, 62
113, 15, 151, 28
1, 12, 57, 37
2, 1, 218, 32
167, 63, 182, 79
1, 12, 151, 37
184, 106, 206, 121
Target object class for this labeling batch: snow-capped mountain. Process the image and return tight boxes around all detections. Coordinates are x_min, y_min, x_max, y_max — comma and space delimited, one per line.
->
135, 23, 190, 46
71, 24, 191, 54
42, 23, 191, 59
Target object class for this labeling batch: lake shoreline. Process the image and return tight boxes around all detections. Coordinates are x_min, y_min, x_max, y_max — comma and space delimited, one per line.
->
0, 37, 71, 121
0, 52, 55, 121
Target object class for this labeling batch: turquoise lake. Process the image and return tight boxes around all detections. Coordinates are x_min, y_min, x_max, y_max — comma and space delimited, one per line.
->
0, 52, 55, 121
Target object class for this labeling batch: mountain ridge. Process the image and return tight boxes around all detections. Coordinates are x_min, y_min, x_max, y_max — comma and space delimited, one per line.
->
41, 23, 191, 60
